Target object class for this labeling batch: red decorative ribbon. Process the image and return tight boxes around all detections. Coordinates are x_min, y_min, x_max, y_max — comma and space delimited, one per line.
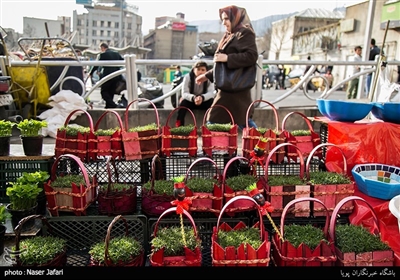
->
259, 201, 274, 216
249, 150, 266, 167
171, 198, 192, 214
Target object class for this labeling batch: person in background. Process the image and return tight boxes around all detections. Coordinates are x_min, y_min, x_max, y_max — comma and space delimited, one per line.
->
195, 5, 258, 130
347, 45, 362, 99
175, 60, 215, 127
304, 56, 320, 92
366, 38, 381, 96
174, 65, 182, 78
137, 69, 142, 82
89, 42, 124, 108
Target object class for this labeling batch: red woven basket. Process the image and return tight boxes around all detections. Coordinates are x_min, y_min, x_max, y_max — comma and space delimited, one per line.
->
141, 154, 174, 216
242, 99, 286, 163
212, 195, 271, 266
122, 98, 161, 160
54, 109, 96, 162
97, 157, 137, 215
13, 215, 67, 267
306, 143, 355, 216
282, 111, 321, 162
222, 156, 261, 215
89, 215, 144, 267
264, 143, 311, 217
202, 104, 238, 157
330, 196, 394, 266
44, 154, 98, 216
184, 157, 223, 214
161, 106, 198, 157
150, 207, 202, 266
93, 110, 124, 159
271, 197, 337, 266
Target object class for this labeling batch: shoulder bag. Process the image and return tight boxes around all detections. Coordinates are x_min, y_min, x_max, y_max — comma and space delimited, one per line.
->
214, 62, 257, 92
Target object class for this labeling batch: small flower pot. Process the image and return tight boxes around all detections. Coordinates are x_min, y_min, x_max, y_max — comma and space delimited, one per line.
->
20, 135, 43, 156
0, 136, 11, 156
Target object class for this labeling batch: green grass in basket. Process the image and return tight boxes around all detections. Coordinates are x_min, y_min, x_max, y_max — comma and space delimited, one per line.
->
13, 236, 67, 266
283, 224, 329, 250
89, 236, 143, 264
128, 123, 158, 132
217, 227, 262, 249
151, 226, 201, 256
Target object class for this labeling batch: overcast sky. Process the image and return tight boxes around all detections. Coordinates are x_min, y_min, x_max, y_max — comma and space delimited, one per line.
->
0, 0, 362, 35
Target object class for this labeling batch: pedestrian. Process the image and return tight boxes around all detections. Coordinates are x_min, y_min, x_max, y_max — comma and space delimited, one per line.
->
195, 5, 258, 129
137, 69, 142, 82
347, 46, 362, 99
174, 65, 182, 78
175, 60, 215, 127
304, 56, 320, 92
366, 38, 381, 96
89, 42, 124, 109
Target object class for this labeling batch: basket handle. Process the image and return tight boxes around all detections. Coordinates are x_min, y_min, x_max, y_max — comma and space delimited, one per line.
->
216, 195, 264, 240
264, 143, 304, 181
306, 143, 347, 180
202, 104, 235, 126
104, 156, 119, 196
280, 197, 329, 238
185, 157, 220, 184
150, 154, 164, 192
222, 156, 255, 195
94, 110, 124, 132
166, 106, 197, 128
329, 196, 380, 243
246, 99, 279, 131
50, 154, 91, 187
281, 111, 315, 132
153, 207, 198, 238
63, 109, 94, 131
14, 215, 53, 261
124, 98, 160, 132
104, 214, 130, 266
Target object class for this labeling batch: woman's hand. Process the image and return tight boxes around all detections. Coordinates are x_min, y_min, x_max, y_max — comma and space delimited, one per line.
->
195, 74, 208, 84
214, 53, 228, 62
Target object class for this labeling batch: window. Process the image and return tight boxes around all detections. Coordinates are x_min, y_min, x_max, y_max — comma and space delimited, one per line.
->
108, 21, 111, 28
92, 20, 97, 27
101, 21, 104, 27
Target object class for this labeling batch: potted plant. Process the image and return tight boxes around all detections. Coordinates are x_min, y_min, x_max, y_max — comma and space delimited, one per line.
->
0, 120, 16, 156
162, 122, 198, 157
13, 171, 50, 216
16, 119, 47, 156
0, 204, 11, 254
6, 179, 42, 231
11, 215, 67, 267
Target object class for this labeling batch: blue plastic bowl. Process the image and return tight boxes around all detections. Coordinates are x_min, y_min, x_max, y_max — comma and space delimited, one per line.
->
371, 102, 400, 124
352, 163, 400, 200
316, 99, 373, 122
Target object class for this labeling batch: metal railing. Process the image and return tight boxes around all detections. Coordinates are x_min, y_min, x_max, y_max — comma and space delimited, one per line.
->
1, 55, 399, 109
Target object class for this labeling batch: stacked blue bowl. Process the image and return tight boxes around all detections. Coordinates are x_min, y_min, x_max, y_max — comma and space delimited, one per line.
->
371, 102, 400, 124
316, 99, 373, 122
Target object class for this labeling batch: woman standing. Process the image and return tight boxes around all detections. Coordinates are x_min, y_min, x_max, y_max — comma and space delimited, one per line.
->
195, 5, 258, 129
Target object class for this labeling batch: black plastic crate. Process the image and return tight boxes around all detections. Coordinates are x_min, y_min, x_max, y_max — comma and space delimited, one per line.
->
320, 122, 328, 160
0, 157, 54, 203
54, 157, 152, 185
158, 153, 234, 181
148, 216, 250, 267
46, 215, 148, 266
228, 157, 324, 179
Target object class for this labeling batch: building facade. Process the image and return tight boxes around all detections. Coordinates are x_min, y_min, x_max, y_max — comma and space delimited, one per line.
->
73, 1, 143, 49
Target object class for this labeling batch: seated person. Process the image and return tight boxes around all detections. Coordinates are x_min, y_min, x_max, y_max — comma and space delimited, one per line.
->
176, 61, 215, 127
